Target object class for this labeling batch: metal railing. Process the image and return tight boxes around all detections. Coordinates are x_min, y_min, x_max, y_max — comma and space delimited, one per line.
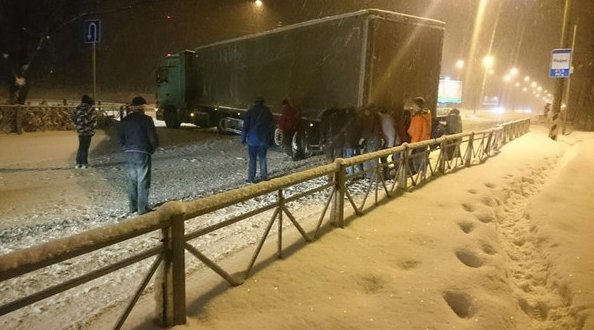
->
0, 104, 124, 134
0, 118, 531, 328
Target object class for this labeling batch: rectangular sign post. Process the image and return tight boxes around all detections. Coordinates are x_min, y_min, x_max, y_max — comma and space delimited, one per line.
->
549, 48, 572, 78
84, 20, 101, 103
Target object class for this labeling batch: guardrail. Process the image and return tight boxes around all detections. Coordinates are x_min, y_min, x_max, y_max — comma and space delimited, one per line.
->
0, 118, 531, 328
0, 104, 124, 134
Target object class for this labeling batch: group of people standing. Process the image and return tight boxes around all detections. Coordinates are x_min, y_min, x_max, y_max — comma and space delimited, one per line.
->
318, 97, 463, 178
71, 94, 462, 216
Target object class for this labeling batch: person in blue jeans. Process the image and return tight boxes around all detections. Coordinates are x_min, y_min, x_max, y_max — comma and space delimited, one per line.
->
241, 97, 274, 183
118, 96, 159, 215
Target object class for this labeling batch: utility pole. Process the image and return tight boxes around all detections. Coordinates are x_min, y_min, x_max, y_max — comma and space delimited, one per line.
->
549, 0, 573, 140
562, 24, 578, 135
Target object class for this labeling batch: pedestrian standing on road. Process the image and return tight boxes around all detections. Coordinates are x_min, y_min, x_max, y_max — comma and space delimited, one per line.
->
343, 107, 362, 176
378, 106, 396, 179
407, 97, 432, 175
241, 96, 275, 183
444, 108, 463, 161
72, 94, 97, 169
118, 96, 159, 215
278, 99, 300, 158
359, 105, 383, 179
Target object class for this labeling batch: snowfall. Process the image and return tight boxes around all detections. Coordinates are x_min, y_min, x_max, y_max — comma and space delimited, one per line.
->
0, 110, 592, 329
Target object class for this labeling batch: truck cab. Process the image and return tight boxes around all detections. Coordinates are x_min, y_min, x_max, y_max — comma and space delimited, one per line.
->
156, 50, 244, 131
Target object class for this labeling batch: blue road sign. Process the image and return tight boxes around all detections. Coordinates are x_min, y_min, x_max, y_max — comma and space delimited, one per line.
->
84, 20, 101, 44
549, 48, 571, 78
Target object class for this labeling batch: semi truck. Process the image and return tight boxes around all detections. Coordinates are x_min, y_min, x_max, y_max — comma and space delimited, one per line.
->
156, 9, 444, 157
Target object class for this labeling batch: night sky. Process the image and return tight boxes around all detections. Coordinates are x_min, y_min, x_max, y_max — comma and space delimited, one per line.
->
1, 0, 592, 109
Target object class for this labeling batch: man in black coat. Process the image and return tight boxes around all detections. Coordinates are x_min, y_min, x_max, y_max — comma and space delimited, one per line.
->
119, 96, 159, 215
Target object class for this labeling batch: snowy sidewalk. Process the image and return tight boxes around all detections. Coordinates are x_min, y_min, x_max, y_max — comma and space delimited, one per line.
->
121, 124, 594, 330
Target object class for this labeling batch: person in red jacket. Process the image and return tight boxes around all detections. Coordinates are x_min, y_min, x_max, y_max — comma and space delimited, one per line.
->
277, 99, 299, 157
407, 97, 432, 175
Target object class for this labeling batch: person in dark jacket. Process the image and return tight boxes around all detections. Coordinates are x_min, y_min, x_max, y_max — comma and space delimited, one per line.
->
119, 96, 159, 215
343, 107, 362, 175
359, 105, 383, 179
72, 94, 97, 168
444, 108, 463, 160
320, 107, 346, 163
241, 97, 274, 183
278, 99, 300, 157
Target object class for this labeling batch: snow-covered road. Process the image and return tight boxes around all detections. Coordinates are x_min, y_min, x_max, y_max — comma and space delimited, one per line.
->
0, 110, 541, 329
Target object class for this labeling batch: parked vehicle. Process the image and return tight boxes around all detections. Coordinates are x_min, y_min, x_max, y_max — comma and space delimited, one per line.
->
156, 9, 444, 158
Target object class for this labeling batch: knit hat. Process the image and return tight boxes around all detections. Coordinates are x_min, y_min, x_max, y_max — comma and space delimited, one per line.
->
131, 96, 147, 106
413, 97, 426, 108
81, 94, 94, 105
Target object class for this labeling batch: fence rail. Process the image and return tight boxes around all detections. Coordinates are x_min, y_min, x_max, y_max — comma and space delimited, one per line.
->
0, 118, 531, 328
0, 104, 125, 134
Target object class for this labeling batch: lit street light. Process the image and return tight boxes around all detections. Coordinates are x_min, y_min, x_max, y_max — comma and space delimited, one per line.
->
482, 55, 494, 68
455, 59, 464, 80
475, 55, 495, 113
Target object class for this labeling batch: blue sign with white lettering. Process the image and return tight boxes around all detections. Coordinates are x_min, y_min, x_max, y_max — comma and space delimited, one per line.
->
549, 48, 571, 78
84, 20, 101, 44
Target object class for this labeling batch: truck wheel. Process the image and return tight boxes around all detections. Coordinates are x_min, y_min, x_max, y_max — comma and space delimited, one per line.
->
217, 117, 230, 134
291, 130, 312, 160
274, 128, 283, 146
164, 107, 181, 128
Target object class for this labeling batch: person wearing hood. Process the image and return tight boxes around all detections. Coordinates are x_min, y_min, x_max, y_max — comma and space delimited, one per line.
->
241, 96, 274, 183
407, 97, 432, 175
119, 96, 159, 215
72, 94, 97, 169
444, 108, 463, 160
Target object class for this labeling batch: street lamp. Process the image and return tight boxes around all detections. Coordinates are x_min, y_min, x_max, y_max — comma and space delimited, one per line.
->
510, 68, 519, 76
455, 59, 464, 80
482, 55, 494, 68
254, 0, 263, 6
475, 55, 495, 113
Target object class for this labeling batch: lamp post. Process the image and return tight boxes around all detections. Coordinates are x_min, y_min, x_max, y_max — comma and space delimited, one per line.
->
455, 59, 465, 80
549, 0, 573, 140
475, 55, 494, 113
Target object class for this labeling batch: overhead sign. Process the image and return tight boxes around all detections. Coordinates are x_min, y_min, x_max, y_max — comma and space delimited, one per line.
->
84, 20, 101, 44
549, 48, 571, 78
438, 79, 463, 104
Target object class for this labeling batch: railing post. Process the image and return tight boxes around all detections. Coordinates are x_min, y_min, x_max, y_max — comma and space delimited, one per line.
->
14, 106, 23, 135
277, 189, 283, 258
465, 133, 474, 167
399, 146, 408, 191
332, 159, 346, 228
157, 203, 186, 327
438, 138, 446, 174
485, 131, 493, 155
